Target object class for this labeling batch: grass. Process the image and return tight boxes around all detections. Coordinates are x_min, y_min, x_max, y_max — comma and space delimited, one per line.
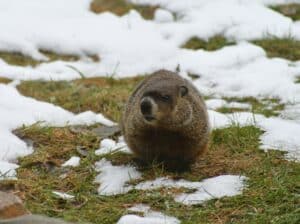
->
271, 4, 300, 21
0, 2, 299, 223
254, 38, 300, 61
219, 97, 285, 117
90, 0, 158, 19
0, 50, 82, 67
0, 77, 11, 84
3, 75, 300, 223
182, 36, 234, 51
1, 122, 298, 224
17, 77, 143, 122
182, 35, 300, 61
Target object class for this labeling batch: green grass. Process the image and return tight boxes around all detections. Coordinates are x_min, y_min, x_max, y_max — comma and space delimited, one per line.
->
90, 0, 158, 19
182, 36, 235, 51
182, 35, 300, 61
17, 77, 286, 119
220, 97, 285, 117
0, 50, 82, 67
254, 38, 300, 61
271, 4, 300, 21
1, 122, 298, 224
0, 77, 11, 84
17, 77, 143, 122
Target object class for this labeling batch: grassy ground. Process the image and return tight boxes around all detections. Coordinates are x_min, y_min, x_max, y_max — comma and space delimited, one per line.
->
254, 38, 300, 61
17, 77, 143, 121
0, 121, 298, 224
182, 35, 300, 61
0, 51, 82, 67
90, 0, 158, 19
0, 76, 296, 223
271, 4, 300, 21
0, 77, 11, 84
1, 3, 300, 224
182, 36, 234, 51
219, 97, 285, 117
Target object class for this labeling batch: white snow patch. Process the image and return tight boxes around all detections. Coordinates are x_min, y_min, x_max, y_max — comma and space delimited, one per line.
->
118, 204, 181, 224
259, 117, 300, 161
208, 110, 265, 129
52, 191, 75, 200
128, 204, 151, 213
117, 213, 180, 224
95, 167, 246, 205
94, 158, 141, 195
154, 9, 174, 23
1, 0, 300, 183
95, 138, 131, 156
0, 161, 19, 180
1, 0, 300, 84
280, 104, 300, 123
62, 156, 81, 167
174, 175, 247, 205
206, 99, 251, 110
0, 84, 114, 177
208, 109, 300, 161
135, 175, 247, 205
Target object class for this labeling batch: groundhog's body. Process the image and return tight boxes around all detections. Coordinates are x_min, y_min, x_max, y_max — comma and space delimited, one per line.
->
121, 70, 210, 169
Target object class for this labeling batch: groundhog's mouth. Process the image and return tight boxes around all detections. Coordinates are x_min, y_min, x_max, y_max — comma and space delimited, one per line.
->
144, 115, 155, 122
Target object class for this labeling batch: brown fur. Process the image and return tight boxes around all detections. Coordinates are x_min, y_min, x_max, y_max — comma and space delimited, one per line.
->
121, 70, 210, 169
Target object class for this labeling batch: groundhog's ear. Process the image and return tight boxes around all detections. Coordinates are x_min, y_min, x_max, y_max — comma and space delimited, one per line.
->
179, 85, 188, 97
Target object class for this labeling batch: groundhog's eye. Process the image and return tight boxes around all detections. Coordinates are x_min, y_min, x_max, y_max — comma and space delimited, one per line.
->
160, 95, 171, 102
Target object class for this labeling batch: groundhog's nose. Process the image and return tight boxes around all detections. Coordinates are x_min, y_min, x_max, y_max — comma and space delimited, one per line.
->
141, 99, 152, 115
140, 98, 154, 121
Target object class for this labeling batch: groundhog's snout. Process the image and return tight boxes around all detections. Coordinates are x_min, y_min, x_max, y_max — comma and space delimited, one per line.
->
140, 97, 155, 121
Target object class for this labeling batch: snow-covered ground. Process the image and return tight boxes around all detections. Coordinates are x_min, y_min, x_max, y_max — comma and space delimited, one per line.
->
1, 0, 300, 223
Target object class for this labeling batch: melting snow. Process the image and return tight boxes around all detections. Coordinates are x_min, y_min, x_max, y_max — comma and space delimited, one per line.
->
118, 204, 180, 224
0, 161, 19, 180
94, 158, 141, 195
135, 175, 247, 205
206, 99, 252, 110
52, 191, 75, 200
0, 84, 114, 179
0, 0, 299, 186
62, 156, 81, 167
95, 138, 131, 156
94, 157, 247, 205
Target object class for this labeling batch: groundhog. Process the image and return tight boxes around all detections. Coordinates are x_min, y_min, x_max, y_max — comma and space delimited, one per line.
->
121, 70, 210, 169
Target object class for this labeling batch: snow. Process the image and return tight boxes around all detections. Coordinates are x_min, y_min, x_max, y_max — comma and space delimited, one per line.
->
0, 0, 299, 209
118, 204, 180, 224
206, 99, 251, 110
118, 212, 180, 224
94, 158, 247, 205
0, 84, 114, 179
94, 158, 141, 195
95, 138, 131, 156
259, 117, 300, 161
135, 175, 247, 205
1, 0, 300, 82
154, 9, 174, 23
208, 110, 263, 129
208, 110, 300, 161
280, 104, 300, 123
0, 161, 19, 180
52, 191, 75, 200
62, 156, 81, 167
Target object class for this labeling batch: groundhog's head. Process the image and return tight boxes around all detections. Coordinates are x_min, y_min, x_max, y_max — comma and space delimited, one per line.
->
139, 82, 193, 127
